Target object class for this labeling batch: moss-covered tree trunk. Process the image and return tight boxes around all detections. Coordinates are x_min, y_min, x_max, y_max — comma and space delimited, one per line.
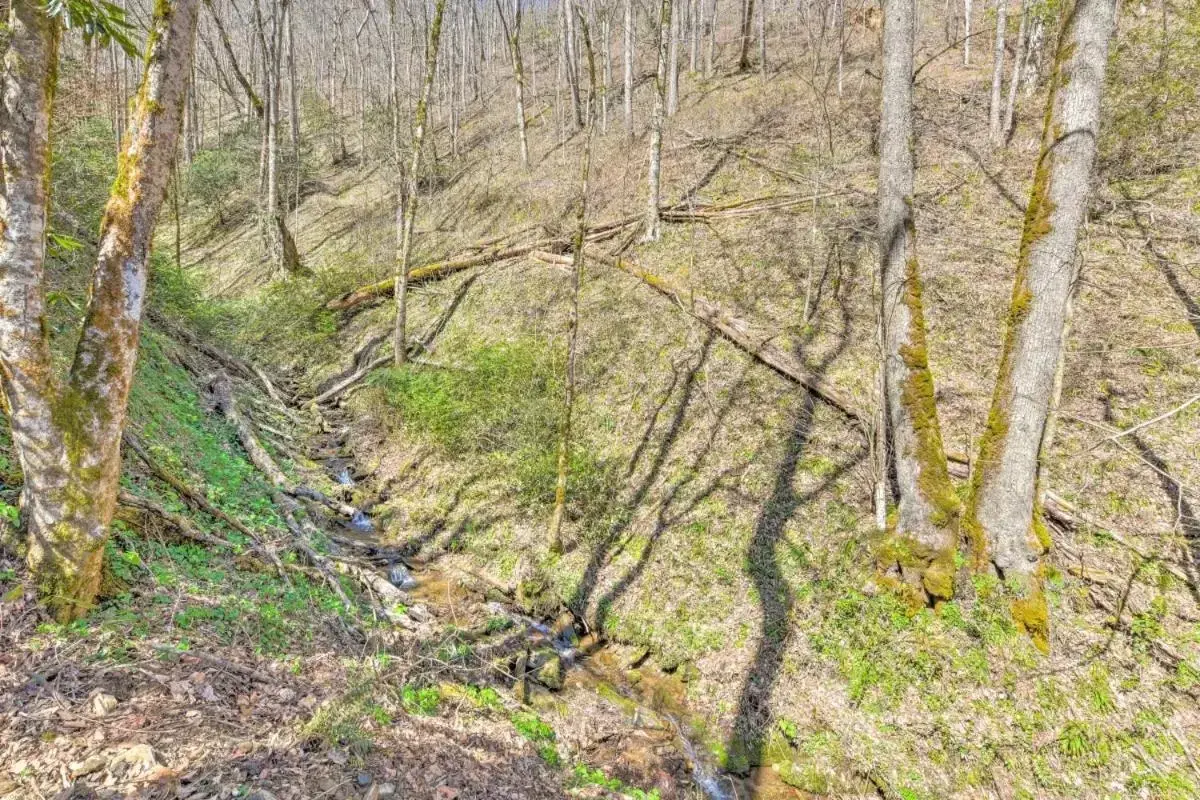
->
393, 0, 448, 366
877, 0, 960, 602
0, 0, 200, 621
966, 0, 1117, 650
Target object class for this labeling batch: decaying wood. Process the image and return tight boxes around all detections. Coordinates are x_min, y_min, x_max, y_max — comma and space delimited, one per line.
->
117, 491, 236, 550
326, 243, 547, 311
124, 430, 291, 576
312, 274, 479, 405
208, 372, 362, 520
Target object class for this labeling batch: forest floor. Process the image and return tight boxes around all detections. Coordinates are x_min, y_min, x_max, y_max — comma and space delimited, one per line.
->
3, 13, 1200, 800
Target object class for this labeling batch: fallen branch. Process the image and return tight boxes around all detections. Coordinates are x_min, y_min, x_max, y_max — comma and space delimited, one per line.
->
325, 243, 546, 311
208, 372, 361, 520
311, 274, 480, 406
117, 491, 235, 550
532, 250, 865, 424
152, 644, 276, 684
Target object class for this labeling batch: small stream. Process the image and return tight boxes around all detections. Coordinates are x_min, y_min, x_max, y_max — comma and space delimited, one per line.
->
321, 459, 796, 800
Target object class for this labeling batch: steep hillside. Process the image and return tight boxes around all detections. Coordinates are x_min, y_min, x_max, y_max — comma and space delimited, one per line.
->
2, 2, 1199, 799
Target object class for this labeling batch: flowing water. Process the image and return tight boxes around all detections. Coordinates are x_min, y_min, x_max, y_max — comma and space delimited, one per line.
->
323, 461, 803, 800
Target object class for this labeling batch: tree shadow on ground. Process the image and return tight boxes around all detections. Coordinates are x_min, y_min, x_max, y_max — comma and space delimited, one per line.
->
568, 332, 717, 619
1102, 393, 1200, 605
724, 253, 862, 771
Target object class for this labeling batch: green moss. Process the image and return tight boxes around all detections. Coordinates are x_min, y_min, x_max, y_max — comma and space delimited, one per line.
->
1010, 577, 1049, 654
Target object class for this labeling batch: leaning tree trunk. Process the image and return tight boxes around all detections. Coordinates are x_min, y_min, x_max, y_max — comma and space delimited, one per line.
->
0, 0, 200, 621
394, 0, 448, 365
965, 0, 1117, 650
644, 0, 671, 241
988, 0, 1008, 145
878, 0, 960, 602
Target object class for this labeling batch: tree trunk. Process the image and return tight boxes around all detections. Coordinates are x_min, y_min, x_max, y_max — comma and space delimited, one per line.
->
496, 0, 530, 168
963, 0, 973, 64
965, 0, 1117, 650
394, 0, 448, 365
878, 0, 960, 602
1, 0, 200, 622
204, 0, 264, 117
623, 0, 634, 138
705, 0, 718, 76
1002, 0, 1028, 141
562, 0, 584, 129
549, 10, 598, 553
738, 0, 754, 71
988, 0, 1008, 145
667, 0, 680, 114
644, 0, 671, 241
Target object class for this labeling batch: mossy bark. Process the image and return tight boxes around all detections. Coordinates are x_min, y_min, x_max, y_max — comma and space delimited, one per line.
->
877, 0, 959, 602
1, 0, 200, 621
964, 0, 1117, 651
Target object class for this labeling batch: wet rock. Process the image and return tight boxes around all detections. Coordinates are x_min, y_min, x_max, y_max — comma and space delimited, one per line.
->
90, 692, 119, 717
535, 655, 564, 690
407, 603, 432, 623
513, 651, 530, 704
69, 754, 108, 777
349, 510, 374, 532
550, 612, 579, 646
356, 772, 372, 787
387, 564, 418, 590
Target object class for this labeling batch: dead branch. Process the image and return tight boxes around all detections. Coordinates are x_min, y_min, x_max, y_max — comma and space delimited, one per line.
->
123, 432, 292, 577
312, 274, 480, 406
532, 250, 865, 424
117, 491, 236, 550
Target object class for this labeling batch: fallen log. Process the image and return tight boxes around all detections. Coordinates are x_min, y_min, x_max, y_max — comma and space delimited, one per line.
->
532, 250, 865, 425
123, 432, 290, 577
325, 243, 545, 311
208, 372, 363, 520
311, 274, 480, 406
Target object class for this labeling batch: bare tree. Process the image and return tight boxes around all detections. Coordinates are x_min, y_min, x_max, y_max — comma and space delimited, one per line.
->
667, 0, 680, 114
548, 9, 599, 553
1002, 0, 1029, 140
394, 0, 449, 364
878, 0, 960, 602
738, 0, 754, 70
623, 0, 634, 138
965, 0, 1118, 650
1, 0, 201, 621
988, 0, 1008, 144
644, 0, 672, 241
496, 0, 531, 167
